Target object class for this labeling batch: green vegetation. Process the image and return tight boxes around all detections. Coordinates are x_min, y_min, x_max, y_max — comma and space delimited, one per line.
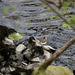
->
58, 10, 63, 15
2, 6, 8, 14
64, 9, 71, 14
45, 8, 51, 12
10, 5, 16, 11
8, 33, 24, 40
2, 5, 16, 14
55, 16, 60, 19
62, 15, 75, 29
62, 1, 70, 9
41, 0, 75, 29
28, 20, 32, 26
68, 15, 75, 24
62, 22, 71, 29
41, 3, 46, 8
19, 32, 25, 36
49, 16, 54, 20
32, 65, 73, 75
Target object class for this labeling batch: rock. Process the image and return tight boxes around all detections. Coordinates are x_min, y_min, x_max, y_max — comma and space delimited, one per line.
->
23, 36, 52, 64
42, 45, 56, 54
16, 44, 26, 60
0, 54, 4, 62
31, 57, 41, 62
0, 25, 16, 42
16, 44, 26, 52
3, 37, 14, 45
44, 50, 51, 60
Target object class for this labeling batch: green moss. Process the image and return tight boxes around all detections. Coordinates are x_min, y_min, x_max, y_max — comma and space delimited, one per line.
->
41, 3, 46, 8
11, 5, 16, 11
8, 33, 23, 40
2, 6, 8, 14
46, 65, 73, 75
32, 65, 73, 75
32, 63, 46, 75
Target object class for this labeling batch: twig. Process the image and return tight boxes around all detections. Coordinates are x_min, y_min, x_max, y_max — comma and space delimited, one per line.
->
40, 0, 72, 25
43, 37, 75, 69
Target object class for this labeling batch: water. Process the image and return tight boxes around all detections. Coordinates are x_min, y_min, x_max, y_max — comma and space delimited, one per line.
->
0, 0, 75, 74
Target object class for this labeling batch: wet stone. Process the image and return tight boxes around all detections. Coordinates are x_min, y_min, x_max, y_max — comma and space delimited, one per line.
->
25, 30, 36, 35
72, 55, 75, 61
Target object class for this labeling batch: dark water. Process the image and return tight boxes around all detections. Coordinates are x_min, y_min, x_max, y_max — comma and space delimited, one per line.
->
0, 0, 75, 73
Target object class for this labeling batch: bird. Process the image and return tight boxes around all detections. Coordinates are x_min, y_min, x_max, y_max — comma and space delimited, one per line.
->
22, 36, 56, 63
27, 36, 56, 63
28, 36, 56, 54
39, 37, 47, 44
36, 36, 56, 54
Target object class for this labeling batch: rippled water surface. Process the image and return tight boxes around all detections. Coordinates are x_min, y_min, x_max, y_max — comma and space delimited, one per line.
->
0, 0, 75, 72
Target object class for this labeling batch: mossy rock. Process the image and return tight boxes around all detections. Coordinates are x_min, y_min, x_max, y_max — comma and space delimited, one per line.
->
32, 65, 73, 75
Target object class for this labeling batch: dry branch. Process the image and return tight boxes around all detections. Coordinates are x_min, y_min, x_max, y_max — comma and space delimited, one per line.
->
43, 37, 75, 69
40, 0, 72, 25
